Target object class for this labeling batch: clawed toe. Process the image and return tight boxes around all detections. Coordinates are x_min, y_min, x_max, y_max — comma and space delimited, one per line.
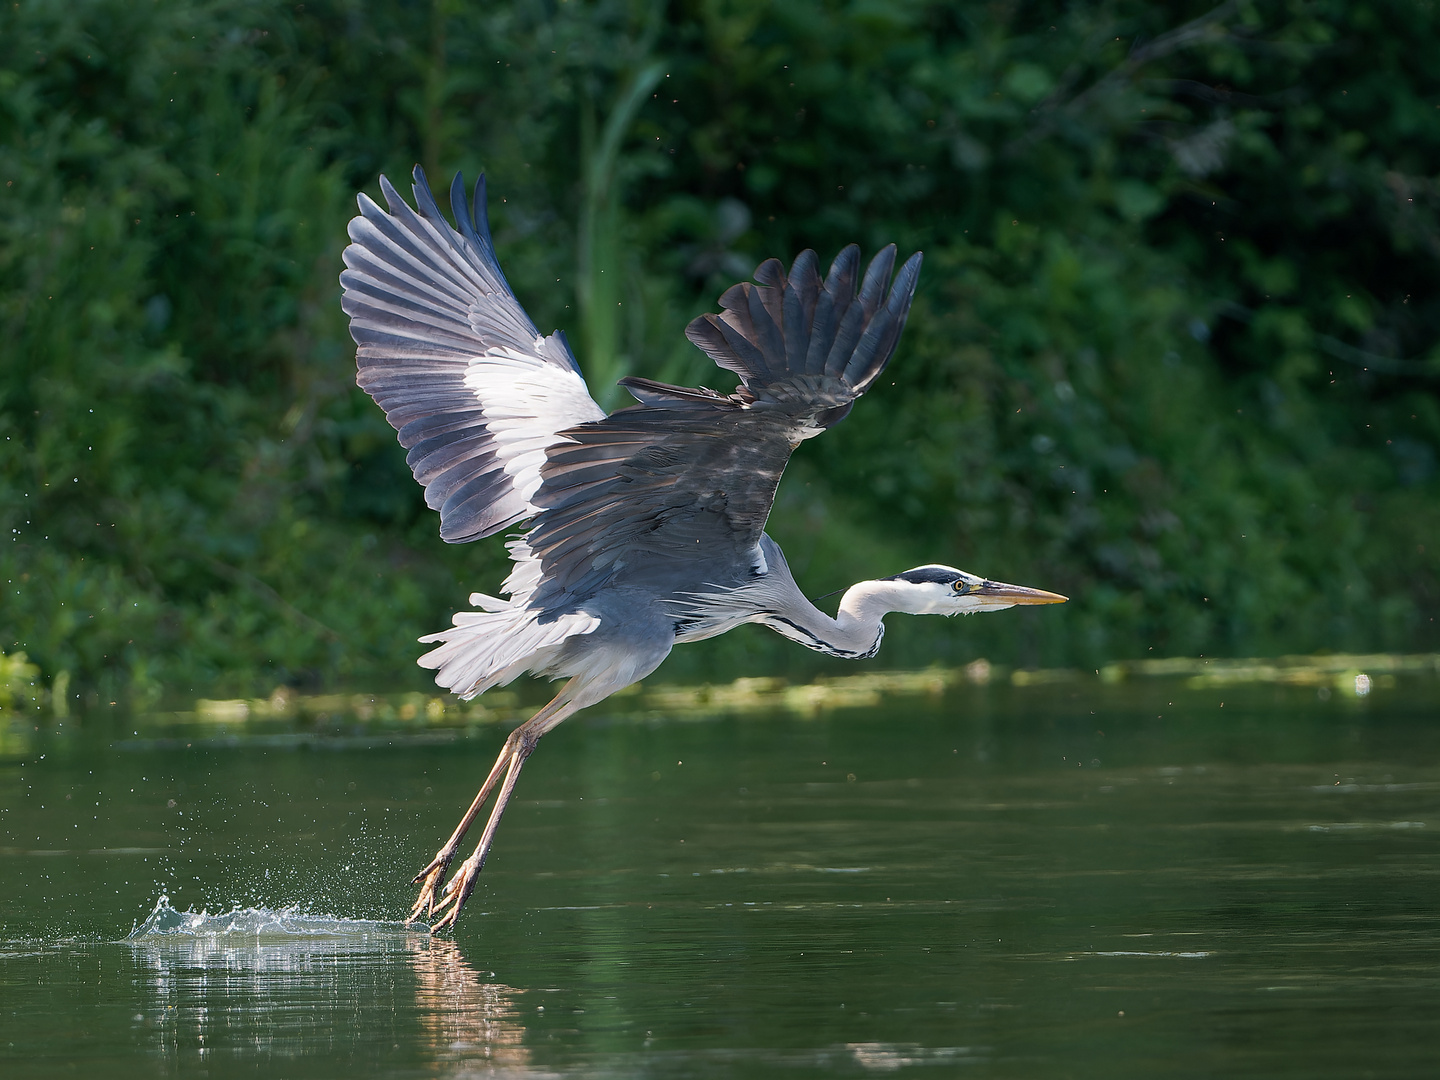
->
411, 852, 446, 885
429, 857, 479, 931
409, 855, 452, 921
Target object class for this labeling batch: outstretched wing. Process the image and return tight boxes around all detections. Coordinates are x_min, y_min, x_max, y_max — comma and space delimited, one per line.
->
526, 245, 922, 604
340, 167, 605, 544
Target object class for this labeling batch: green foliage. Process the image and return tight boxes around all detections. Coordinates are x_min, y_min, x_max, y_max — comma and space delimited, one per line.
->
1, 0, 1436, 701
0, 649, 43, 716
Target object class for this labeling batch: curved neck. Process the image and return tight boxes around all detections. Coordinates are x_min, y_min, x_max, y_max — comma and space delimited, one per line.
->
766, 579, 919, 660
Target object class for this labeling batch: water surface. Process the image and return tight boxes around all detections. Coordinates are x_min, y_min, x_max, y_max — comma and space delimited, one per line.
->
3, 678, 1438, 1076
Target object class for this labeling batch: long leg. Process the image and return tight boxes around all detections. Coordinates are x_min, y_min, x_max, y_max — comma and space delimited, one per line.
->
428, 689, 583, 931
410, 684, 579, 925
409, 736, 517, 921
428, 740, 530, 930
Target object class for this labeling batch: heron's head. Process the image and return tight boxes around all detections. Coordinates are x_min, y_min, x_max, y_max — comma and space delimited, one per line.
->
883, 565, 1067, 615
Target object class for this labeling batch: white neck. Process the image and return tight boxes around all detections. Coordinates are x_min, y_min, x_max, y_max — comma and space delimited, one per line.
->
764, 579, 927, 659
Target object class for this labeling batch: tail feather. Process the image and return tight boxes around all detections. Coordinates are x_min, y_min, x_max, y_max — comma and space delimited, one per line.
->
418, 603, 599, 700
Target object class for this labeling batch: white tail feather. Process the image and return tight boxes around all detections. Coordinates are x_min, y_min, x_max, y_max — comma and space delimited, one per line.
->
418, 604, 600, 700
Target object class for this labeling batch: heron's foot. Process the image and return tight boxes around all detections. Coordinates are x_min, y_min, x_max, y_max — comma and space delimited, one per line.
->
429, 852, 484, 932
409, 852, 453, 922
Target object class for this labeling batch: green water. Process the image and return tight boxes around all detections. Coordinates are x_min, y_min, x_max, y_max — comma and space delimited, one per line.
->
3, 680, 1439, 1077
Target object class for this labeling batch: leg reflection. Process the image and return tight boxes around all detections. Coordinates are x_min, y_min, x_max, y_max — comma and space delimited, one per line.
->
406, 935, 533, 1072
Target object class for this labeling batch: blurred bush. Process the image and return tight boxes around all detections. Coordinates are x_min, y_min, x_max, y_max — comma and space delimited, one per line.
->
1, 0, 1436, 701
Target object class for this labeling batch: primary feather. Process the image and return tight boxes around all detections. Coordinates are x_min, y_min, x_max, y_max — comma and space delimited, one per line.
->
341, 169, 605, 544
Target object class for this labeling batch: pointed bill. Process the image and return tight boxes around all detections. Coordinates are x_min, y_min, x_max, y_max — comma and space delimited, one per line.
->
976, 581, 1068, 605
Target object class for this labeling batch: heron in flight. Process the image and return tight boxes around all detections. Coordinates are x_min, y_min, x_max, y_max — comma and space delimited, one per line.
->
340, 168, 1066, 930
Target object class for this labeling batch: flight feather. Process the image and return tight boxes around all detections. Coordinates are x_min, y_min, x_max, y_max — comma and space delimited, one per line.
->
340, 167, 605, 545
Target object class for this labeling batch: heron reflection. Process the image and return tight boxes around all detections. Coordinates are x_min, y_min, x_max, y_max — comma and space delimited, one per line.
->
406, 936, 532, 1073
125, 903, 532, 1070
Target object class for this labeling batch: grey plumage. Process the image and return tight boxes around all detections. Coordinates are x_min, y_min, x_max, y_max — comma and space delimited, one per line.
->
344, 165, 921, 645
518, 245, 919, 612
339, 167, 1063, 930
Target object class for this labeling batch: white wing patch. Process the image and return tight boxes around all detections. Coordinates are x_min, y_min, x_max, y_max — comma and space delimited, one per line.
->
464, 342, 605, 516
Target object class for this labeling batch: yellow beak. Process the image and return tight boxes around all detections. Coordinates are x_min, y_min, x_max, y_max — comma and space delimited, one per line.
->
975, 581, 1068, 605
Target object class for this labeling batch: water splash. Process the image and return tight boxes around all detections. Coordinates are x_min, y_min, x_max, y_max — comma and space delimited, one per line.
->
128, 895, 425, 941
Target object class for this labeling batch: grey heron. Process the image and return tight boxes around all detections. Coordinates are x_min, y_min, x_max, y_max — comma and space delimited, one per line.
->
340, 168, 1067, 930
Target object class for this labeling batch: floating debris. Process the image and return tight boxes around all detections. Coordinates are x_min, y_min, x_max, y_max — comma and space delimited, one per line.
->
191, 687, 523, 727
158, 652, 1439, 732
1099, 653, 1435, 691
1010, 668, 1082, 687
641, 667, 974, 717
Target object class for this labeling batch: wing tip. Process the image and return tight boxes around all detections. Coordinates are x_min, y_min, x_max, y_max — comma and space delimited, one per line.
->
684, 242, 923, 396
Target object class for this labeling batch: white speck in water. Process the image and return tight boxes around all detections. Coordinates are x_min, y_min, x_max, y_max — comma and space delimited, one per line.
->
1354, 673, 1371, 696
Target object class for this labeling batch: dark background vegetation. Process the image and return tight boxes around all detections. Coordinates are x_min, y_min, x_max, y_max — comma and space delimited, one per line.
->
2, 0, 1438, 703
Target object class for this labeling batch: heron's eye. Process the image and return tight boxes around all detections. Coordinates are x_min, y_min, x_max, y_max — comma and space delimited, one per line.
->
952, 580, 967, 593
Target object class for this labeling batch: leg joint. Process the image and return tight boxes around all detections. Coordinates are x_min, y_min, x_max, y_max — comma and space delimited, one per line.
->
503, 725, 541, 760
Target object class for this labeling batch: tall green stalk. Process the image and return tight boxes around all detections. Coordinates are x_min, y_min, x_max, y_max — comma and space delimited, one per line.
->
576, 61, 665, 407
